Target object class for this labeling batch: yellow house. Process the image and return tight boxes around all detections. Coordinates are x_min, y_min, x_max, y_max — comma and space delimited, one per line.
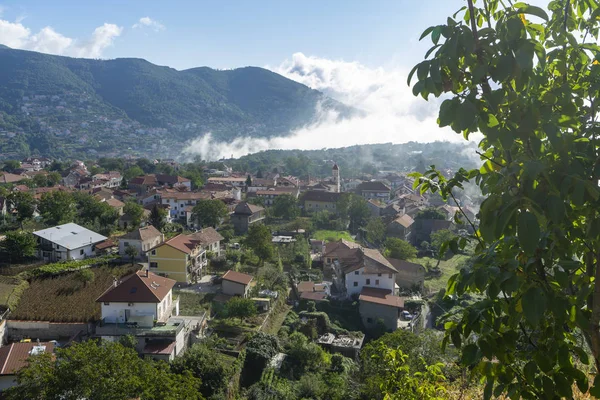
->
147, 228, 223, 283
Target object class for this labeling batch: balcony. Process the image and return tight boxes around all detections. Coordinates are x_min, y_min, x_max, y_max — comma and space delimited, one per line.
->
96, 318, 185, 337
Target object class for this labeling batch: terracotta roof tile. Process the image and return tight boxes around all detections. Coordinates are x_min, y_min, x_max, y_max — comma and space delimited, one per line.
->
222, 270, 253, 285
96, 271, 175, 303
0, 342, 55, 375
359, 287, 404, 308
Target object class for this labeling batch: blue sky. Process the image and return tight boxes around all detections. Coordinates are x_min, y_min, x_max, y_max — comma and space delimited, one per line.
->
0, 0, 461, 70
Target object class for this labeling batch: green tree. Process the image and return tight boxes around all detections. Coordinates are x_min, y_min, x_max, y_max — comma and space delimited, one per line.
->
47, 172, 61, 186
32, 174, 48, 187
2, 160, 20, 173
347, 195, 370, 232
429, 229, 456, 259
1, 231, 37, 262
38, 191, 75, 226
285, 332, 328, 376
149, 204, 167, 231
271, 194, 300, 220
8, 191, 36, 225
245, 224, 274, 263
125, 245, 138, 265
414, 207, 446, 221
124, 166, 144, 180
191, 199, 228, 228
76, 269, 95, 288
5, 340, 204, 400
409, 0, 600, 397
366, 217, 386, 246
226, 296, 257, 322
171, 343, 231, 398
246, 174, 252, 187
385, 238, 417, 260
123, 201, 144, 230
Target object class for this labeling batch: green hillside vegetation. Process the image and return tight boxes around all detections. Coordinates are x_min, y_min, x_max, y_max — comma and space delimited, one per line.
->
0, 46, 353, 158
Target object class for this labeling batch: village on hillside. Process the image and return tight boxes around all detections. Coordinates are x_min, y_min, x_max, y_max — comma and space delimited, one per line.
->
0, 154, 480, 397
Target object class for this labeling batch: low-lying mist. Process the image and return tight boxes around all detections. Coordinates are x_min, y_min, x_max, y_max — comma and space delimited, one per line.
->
182, 52, 468, 161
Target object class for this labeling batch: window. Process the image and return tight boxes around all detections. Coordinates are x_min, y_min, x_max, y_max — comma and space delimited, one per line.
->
366, 279, 371, 285
353, 282, 358, 287
124, 242, 129, 247
354, 271, 359, 275
389, 274, 393, 279
56, 244, 60, 249
151, 250, 156, 255
80, 249, 84, 255
103, 302, 109, 306
376, 280, 380, 285
150, 262, 158, 269
378, 273, 382, 277
128, 302, 134, 306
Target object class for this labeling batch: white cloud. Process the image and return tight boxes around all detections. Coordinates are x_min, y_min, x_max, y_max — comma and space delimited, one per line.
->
183, 52, 468, 161
132, 17, 165, 32
0, 19, 121, 58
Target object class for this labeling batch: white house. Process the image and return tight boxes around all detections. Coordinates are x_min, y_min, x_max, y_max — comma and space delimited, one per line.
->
33, 223, 107, 262
96, 270, 179, 324
119, 225, 164, 261
161, 192, 211, 219
343, 248, 398, 297
325, 240, 398, 297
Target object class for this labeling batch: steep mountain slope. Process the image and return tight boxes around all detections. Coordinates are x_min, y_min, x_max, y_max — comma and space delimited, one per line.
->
0, 47, 352, 158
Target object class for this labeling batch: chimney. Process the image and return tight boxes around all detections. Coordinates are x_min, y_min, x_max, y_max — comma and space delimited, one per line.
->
145, 269, 149, 278
113, 277, 118, 287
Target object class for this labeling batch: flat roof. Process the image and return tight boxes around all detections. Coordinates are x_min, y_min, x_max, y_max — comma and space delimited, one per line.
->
33, 223, 107, 250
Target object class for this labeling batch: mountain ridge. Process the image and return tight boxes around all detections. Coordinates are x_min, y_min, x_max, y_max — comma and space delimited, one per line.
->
0, 46, 353, 159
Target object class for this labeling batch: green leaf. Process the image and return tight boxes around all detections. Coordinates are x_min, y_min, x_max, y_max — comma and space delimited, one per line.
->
432, 26, 442, 45
574, 346, 590, 365
516, 5, 549, 21
546, 195, 564, 224
455, 100, 477, 131
439, 99, 457, 127
419, 26, 435, 40
461, 344, 479, 366
522, 286, 546, 325
518, 211, 539, 255
407, 64, 419, 86
524, 361, 537, 384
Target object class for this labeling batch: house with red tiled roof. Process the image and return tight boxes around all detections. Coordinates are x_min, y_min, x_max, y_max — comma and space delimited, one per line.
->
359, 287, 405, 331
222, 270, 253, 297
0, 341, 55, 391
324, 240, 399, 298
96, 270, 178, 324
118, 225, 164, 261
146, 228, 224, 283
95, 270, 186, 361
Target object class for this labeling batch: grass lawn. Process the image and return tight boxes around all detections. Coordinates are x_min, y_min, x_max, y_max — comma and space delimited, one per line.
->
11, 266, 138, 322
313, 230, 354, 243
413, 254, 470, 294
175, 291, 210, 316
0, 282, 19, 307
262, 298, 291, 335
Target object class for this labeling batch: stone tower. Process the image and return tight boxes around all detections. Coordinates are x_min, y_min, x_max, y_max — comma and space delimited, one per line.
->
332, 162, 340, 193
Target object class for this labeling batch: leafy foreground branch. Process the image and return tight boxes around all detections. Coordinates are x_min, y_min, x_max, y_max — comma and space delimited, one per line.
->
409, 0, 600, 398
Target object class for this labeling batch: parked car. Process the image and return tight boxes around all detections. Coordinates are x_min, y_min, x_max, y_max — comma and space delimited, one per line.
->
401, 310, 413, 320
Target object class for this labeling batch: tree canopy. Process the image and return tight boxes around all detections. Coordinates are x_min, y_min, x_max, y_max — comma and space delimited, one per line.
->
191, 199, 228, 228
409, 0, 600, 397
6, 340, 203, 400
385, 238, 417, 260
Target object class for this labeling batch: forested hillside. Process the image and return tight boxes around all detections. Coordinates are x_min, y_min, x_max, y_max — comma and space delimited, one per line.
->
0, 46, 352, 159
